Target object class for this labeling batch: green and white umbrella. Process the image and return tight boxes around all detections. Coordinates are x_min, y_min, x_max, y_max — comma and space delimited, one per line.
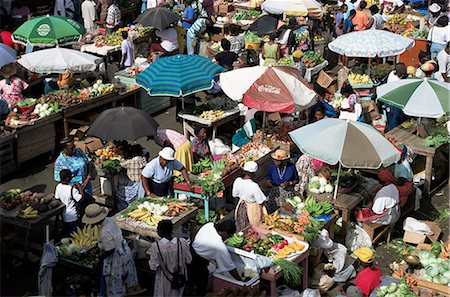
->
289, 118, 400, 198
12, 15, 85, 46
377, 78, 450, 118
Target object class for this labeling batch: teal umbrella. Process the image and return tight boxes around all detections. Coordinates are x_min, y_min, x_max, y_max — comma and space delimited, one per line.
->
136, 54, 225, 97
12, 15, 85, 46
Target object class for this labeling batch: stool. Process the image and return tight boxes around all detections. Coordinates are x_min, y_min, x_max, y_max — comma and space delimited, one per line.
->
361, 222, 394, 245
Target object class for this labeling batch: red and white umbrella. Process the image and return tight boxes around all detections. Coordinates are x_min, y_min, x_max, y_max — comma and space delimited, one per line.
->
220, 66, 316, 113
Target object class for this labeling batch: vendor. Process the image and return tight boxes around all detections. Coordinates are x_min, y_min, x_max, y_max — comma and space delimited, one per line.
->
213, 39, 243, 71
231, 110, 263, 148
232, 161, 267, 231
228, 24, 245, 54
120, 31, 133, 69
190, 220, 243, 295
339, 84, 362, 122
191, 126, 212, 162
293, 18, 310, 51
150, 25, 179, 61
141, 147, 191, 197
57, 71, 74, 90
262, 32, 280, 66
0, 63, 29, 109
279, 18, 298, 56
353, 247, 382, 296
44, 74, 60, 94
436, 42, 450, 82
385, 63, 407, 131
380, 0, 405, 17
154, 128, 193, 172
308, 88, 336, 122
265, 149, 299, 213
294, 153, 317, 195
427, 16, 449, 59
82, 204, 143, 296
186, 16, 212, 55
54, 137, 93, 196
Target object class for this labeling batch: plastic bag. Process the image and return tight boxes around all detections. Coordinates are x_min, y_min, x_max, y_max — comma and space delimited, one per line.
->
278, 285, 301, 297
345, 222, 372, 252
300, 288, 321, 297
403, 217, 433, 235
209, 138, 231, 156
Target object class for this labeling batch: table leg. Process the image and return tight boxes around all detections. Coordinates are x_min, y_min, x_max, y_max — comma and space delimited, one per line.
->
183, 120, 188, 138
424, 156, 433, 196
204, 197, 209, 223
63, 118, 69, 137
189, 218, 196, 240
212, 126, 217, 140
23, 229, 31, 261
53, 213, 60, 240
269, 280, 277, 297
341, 209, 349, 235
301, 257, 309, 290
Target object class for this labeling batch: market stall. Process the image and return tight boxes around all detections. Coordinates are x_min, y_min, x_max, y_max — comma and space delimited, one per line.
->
113, 198, 198, 238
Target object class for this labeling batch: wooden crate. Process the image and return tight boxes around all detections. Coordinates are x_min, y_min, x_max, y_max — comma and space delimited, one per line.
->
16, 122, 56, 164
0, 134, 17, 179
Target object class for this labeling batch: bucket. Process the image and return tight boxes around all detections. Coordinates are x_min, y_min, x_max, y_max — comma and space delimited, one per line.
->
100, 176, 112, 196
245, 42, 261, 51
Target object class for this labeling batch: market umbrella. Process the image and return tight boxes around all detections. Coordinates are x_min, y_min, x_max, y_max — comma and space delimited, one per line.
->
87, 106, 159, 141
248, 15, 284, 36
377, 78, 450, 118
12, 15, 85, 46
136, 54, 224, 97
289, 118, 401, 198
261, 0, 322, 17
135, 7, 180, 30
328, 30, 414, 58
0, 44, 17, 68
219, 65, 316, 113
17, 47, 102, 73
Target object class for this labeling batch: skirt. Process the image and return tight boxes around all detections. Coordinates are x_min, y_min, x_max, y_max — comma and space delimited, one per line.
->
235, 199, 264, 231
148, 178, 171, 197
174, 140, 194, 173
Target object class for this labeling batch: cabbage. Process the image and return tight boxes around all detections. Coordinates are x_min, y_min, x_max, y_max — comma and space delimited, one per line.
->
386, 283, 397, 293
443, 270, 450, 279
427, 265, 440, 277
324, 184, 333, 193
318, 177, 327, 186
310, 188, 320, 194
319, 186, 325, 193
423, 274, 433, 282
293, 196, 302, 203
377, 286, 388, 296
310, 176, 320, 183
308, 181, 320, 189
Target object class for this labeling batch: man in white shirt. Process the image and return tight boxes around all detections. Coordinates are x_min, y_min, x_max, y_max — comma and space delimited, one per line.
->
436, 43, 450, 82
190, 220, 243, 295
149, 27, 179, 60
81, 0, 96, 33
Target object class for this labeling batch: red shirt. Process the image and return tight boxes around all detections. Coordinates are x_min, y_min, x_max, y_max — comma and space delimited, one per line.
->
355, 264, 382, 296
0, 31, 15, 48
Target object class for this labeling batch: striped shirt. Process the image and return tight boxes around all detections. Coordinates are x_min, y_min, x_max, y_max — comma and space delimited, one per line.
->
106, 4, 121, 28
187, 18, 207, 39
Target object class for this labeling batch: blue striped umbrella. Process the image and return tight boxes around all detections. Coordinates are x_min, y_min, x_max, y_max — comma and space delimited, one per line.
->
136, 54, 225, 97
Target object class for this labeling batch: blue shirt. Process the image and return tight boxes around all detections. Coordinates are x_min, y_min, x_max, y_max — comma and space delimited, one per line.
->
344, 18, 354, 33
0, 98, 9, 115
335, 11, 344, 27
266, 163, 299, 186
182, 6, 195, 29
141, 156, 184, 184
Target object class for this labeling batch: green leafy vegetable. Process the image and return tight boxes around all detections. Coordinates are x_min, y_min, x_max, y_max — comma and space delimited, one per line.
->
244, 31, 262, 43
17, 98, 36, 107
272, 259, 303, 288
421, 127, 449, 147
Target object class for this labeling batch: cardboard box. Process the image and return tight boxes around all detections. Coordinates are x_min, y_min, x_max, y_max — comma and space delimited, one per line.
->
317, 71, 336, 89
69, 126, 90, 140
75, 137, 103, 154
218, 3, 233, 14
327, 82, 338, 94
403, 221, 442, 244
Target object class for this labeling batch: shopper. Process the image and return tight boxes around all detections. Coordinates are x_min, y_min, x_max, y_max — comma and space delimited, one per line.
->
353, 247, 383, 296
81, 0, 97, 34
352, 0, 368, 31
366, 5, 384, 30
154, 128, 194, 172
436, 42, 450, 82
54, 0, 75, 17
427, 16, 449, 59
191, 126, 213, 162
181, 0, 195, 30
105, 0, 120, 34
213, 39, 243, 70
335, 4, 348, 36
149, 220, 192, 297
186, 17, 211, 55
55, 169, 84, 237
120, 31, 133, 68
262, 32, 280, 66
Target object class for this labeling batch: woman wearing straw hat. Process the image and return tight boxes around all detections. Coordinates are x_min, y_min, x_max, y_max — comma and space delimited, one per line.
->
82, 204, 143, 296
232, 161, 267, 231
353, 247, 382, 296
265, 149, 299, 213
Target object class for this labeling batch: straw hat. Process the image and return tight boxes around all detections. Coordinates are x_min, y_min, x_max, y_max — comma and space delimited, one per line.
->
271, 149, 290, 161
353, 247, 375, 263
158, 147, 175, 161
82, 203, 108, 224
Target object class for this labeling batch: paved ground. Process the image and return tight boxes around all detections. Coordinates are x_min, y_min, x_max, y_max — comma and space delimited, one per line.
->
1, 104, 449, 296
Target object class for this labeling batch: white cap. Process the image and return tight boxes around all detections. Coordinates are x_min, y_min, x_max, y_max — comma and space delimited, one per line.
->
429, 3, 441, 13
243, 161, 258, 173
158, 147, 175, 161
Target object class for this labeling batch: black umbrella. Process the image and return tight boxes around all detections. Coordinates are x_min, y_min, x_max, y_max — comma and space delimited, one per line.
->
87, 106, 159, 141
248, 15, 281, 36
135, 7, 180, 30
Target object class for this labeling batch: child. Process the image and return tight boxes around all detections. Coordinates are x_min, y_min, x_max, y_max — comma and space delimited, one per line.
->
55, 169, 84, 237
213, 39, 243, 71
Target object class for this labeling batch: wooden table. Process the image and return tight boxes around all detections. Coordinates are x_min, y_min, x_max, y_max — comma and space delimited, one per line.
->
0, 203, 65, 261
260, 248, 310, 297
113, 207, 198, 239
390, 125, 443, 196
313, 192, 364, 235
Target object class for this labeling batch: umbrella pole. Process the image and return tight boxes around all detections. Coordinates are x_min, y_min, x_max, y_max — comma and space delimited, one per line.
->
181, 96, 184, 109
333, 162, 342, 200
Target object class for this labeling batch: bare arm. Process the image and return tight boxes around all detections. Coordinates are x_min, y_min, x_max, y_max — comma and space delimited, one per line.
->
141, 175, 152, 197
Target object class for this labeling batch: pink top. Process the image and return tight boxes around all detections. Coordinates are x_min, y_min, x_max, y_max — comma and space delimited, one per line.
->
0, 77, 29, 108
155, 128, 187, 150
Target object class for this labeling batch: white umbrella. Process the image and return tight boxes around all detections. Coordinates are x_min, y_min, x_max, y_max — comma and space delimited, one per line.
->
261, 0, 322, 16
0, 44, 17, 68
328, 30, 414, 58
219, 65, 316, 113
289, 118, 401, 198
17, 47, 102, 73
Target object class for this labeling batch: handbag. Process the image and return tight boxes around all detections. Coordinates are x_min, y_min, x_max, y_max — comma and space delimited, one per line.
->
156, 238, 187, 289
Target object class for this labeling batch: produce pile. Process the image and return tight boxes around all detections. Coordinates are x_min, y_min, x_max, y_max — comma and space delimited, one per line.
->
376, 282, 417, 297
121, 198, 194, 226
304, 195, 334, 217
79, 80, 115, 100
0, 189, 61, 218
308, 176, 334, 194
94, 144, 123, 175
39, 90, 81, 107
370, 64, 394, 80
68, 225, 99, 249
348, 73, 371, 86
417, 243, 450, 285
263, 210, 324, 242
232, 10, 260, 21
301, 51, 325, 68
244, 31, 262, 43
276, 56, 295, 67
226, 227, 306, 259
94, 35, 122, 47
421, 121, 449, 147
382, 14, 412, 35
404, 27, 428, 39
193, 158, 227, 197
6, 99, 64, 127
115, 25, 151, 39
198, 110, 225, 121
58, 234, 100, 268
227, 142, 272, 166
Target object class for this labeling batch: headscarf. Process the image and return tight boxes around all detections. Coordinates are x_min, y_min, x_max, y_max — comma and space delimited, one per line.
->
378, 169, 397, 185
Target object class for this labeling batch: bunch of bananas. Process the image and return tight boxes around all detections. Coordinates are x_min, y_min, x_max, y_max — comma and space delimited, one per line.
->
348, 73, 371, 85
71, 225, 99, 249
263, 210, 294, 231
305, 195, 333, 217
18, 206, 39, 219
227, 233, 244, 247
127, 208, 164, 226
